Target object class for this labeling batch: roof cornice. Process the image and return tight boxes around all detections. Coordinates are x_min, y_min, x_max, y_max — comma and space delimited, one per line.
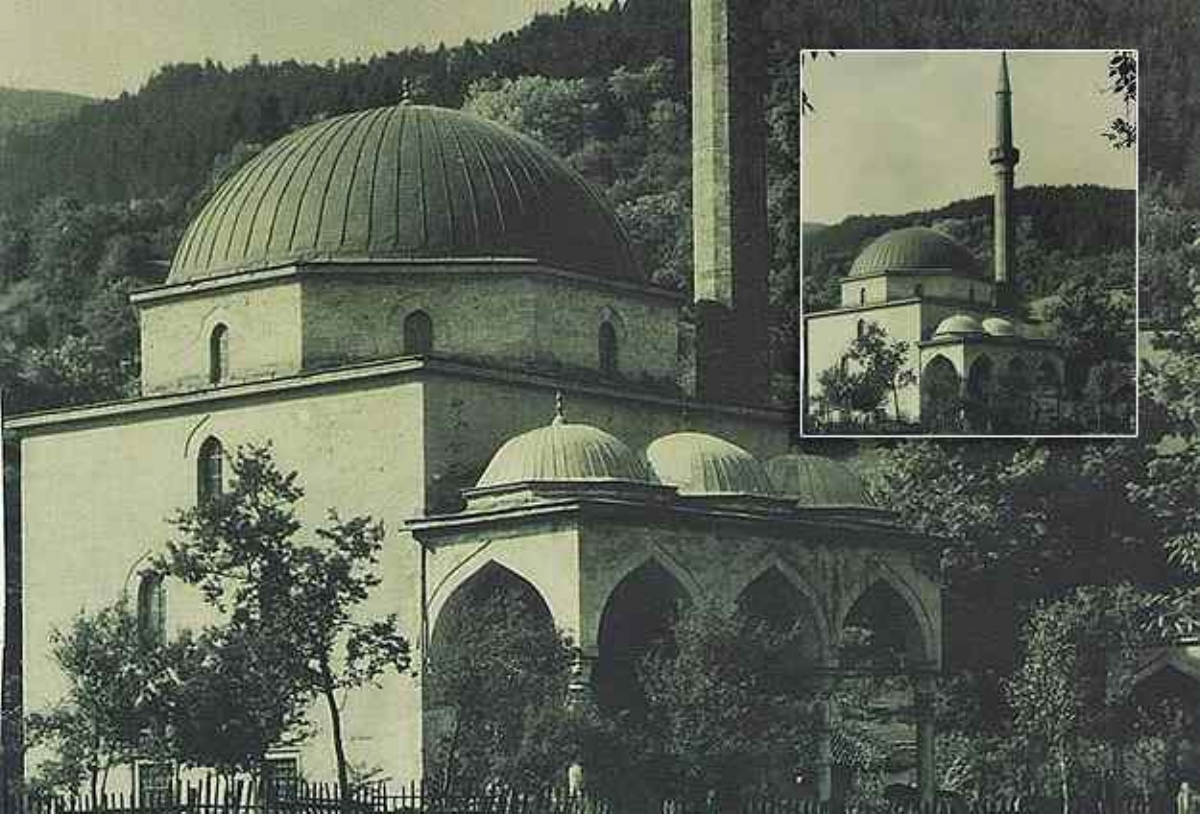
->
6, 356, 791, 436
406, 493, 922, 546
843, 268, 990, 283
804, 297, 1005, 320
919, 334, 1059, 349
131, 259, 685, 306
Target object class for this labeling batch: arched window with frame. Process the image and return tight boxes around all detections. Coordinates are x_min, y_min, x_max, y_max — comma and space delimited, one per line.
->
856, 318, 866, 339
197, 437, 224, 504
136, 572, 167, 646
403, 310, 433, 356
209, 324, 229, 384
599, 322, 618, 375
859, 288, 866, 306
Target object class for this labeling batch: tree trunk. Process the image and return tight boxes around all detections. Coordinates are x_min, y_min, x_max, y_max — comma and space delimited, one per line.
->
320, 661, 352, 814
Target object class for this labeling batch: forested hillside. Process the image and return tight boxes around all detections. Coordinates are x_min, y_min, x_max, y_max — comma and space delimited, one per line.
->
0, 1, 692, 213
803, 185, 1136, 311
0, 0, 1194, 414
0, 88, 92, 136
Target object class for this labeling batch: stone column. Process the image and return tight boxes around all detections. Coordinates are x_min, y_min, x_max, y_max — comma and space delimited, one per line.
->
915, 674, 937, 806
815, 676, 835, 805
566, 649, 597, 795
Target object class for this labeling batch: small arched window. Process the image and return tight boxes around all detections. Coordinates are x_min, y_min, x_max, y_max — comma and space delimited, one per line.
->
197, 437, 224, 504
856, 319, 866, 338
599, 322, 618, 375
859, 288, 866, 305
209, 324, 229, 384
137, 572, 166, 646
403, 310, 433, 356
913, 283, 924, 299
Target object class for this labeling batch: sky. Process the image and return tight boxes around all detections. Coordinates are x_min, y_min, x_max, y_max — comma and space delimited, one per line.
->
0, 0, 579, 99
801, 50, 1137, 225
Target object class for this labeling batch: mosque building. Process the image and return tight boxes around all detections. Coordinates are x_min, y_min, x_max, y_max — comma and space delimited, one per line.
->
7, 0, 942, 803
803, 54, 1065, 433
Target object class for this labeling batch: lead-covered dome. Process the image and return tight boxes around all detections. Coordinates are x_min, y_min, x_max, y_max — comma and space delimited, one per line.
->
169, 105, 641, 284
982, 316, 1017, 336
477, 416, 649, 488
849, 227, 980, 278
645, 432, 775, 496
934, 314, 985, 337
765, 453, 876, 508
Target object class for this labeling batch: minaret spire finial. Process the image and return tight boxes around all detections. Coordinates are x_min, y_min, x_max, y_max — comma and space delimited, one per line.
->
552, 391, 565, 425
998, 51, 1011, 93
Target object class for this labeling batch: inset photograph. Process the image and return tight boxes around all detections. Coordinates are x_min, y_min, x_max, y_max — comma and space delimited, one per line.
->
800, 50, 1137, 437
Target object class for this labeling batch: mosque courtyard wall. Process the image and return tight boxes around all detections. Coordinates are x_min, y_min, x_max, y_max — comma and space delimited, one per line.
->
15, 376, 430, 789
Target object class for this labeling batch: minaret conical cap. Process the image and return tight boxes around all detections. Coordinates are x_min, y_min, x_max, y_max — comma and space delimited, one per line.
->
997, 52, 1011, 93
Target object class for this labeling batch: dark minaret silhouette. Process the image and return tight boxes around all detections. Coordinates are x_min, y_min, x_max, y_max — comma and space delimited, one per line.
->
691, 0, 770, 404
989, 52, 1020, 312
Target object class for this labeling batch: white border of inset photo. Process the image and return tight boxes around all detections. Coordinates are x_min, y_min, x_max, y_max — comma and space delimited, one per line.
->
798, 48, 1139, 440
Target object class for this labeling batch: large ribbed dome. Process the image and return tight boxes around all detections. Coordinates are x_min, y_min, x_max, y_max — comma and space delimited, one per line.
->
169, 105, 641, 284
645, 432, 775, 496
849, 227, 980, 278
477, 418, 649, 489
765, 453, 876, 508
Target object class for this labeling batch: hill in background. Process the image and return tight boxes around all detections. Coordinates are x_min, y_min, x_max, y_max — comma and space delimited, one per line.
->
0, 87, 93, 135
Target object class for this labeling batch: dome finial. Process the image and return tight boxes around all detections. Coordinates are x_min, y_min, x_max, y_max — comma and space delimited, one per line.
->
553, 391, 566, 425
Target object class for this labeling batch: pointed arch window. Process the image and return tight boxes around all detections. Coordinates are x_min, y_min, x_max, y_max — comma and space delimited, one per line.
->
403, 310, 433, 356
856, 319, 866, 338
197, 437, 225, 504
859, 288, 866, 305
209, 324, 229, 384
599, 322, 618, 375
136, 572, 167, 646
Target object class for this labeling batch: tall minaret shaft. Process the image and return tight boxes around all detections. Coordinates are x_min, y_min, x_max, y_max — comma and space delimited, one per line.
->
690, 0, 770, 403
989, 52, 1020, 311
